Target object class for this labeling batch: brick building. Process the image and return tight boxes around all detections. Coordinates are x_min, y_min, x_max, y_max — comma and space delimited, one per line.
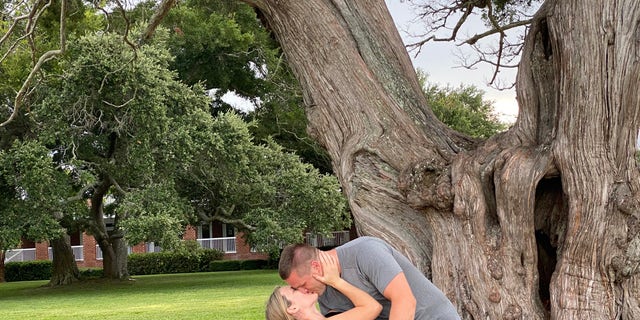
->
4, 221, 268, 267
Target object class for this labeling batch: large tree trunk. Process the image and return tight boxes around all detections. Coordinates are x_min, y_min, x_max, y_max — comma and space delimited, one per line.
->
0, 250, 5, 282
244, 0, 640, 319
91, 178, 130, 280
99, 231, 129, 280
246, 0, 471, 275
532, 2, 640, 318
48, 234, 80, 286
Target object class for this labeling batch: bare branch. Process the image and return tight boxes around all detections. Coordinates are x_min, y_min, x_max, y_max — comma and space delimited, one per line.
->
485, 2, 502, 85
407, 1, 474, 49
112, 0, 137, 52
102, 95, 136, 109
0, 13, 30, 48
0, 0, 51, 64
1, 0, 67, 128
64, 184, 95, 203
462, 18, 532, 46
92, 0, 113, 32
404, 0, 540, 89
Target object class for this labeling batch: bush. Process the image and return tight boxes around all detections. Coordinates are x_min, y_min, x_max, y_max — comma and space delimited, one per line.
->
199, 249, 225, 271
209, 259, 271, 272
79, 268, 103, 279
128, 248, 224, 275
209, 260, 242, 272
240, 259, 270, 270
6, 262, 104, 282
5, 260, 52, 282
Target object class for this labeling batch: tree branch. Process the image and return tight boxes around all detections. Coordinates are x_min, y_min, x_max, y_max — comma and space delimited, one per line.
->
463, 18, 533, 45
107, 175, 127, 196
404, 0, 539, 89
407, 2, 475, 54
112, 0, 136, 52
139, 0, 178, 45
0, 0, 51, 64
196, 205, 257, 232
0, 0, 67, 128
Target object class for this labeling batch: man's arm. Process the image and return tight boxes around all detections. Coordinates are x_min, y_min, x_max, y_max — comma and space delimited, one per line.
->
383, 272, 417, 320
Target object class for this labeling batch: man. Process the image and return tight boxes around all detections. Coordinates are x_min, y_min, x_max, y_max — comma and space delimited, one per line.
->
279, 236, 460, 320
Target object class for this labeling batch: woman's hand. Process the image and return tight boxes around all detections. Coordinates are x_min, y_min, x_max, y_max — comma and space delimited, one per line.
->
313, 251, 340, 288
312, 251, 382, 320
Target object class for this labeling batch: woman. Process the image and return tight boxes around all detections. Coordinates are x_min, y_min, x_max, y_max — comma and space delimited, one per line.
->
266, 251, 382, 320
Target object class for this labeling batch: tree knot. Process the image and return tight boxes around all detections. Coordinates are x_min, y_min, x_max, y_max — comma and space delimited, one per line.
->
612, 182, 640, 219
611, 236, 640, 280
503, 303, 523, 320
398, 158, 453, 211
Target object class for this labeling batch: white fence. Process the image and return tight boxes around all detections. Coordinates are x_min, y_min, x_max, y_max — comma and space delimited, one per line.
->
5, 236, 238, 263
197, 237, 236, 253
4, 248, 36, 263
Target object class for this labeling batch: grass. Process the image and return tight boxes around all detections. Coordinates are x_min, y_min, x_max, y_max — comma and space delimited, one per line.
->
0, 270, 282, 320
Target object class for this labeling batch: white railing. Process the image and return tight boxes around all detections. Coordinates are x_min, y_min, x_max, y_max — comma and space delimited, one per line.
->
47, 245, 84, 261
197, 237, 236, 253
146, 242, 162, 253
305, 231, 351, 248
7, 237, 239, 263
4, 248, 36, 263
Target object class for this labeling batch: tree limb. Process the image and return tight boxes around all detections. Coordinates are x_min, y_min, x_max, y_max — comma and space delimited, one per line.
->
112, 0, 136, 52
0, 0, 67, 128
463, 18, 532, 45
139, 0, 178, 45
404, 0, 539, 89
196, 205, 257, 232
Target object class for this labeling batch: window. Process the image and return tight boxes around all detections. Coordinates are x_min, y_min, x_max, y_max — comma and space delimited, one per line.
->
201, 223, 211, 239
224, 224, 235, 237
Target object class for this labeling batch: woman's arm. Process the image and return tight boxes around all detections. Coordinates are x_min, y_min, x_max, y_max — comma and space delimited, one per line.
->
313, 251, 382, 320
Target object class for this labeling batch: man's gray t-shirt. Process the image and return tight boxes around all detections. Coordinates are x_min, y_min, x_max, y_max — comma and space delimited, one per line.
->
317, 237, 460, 320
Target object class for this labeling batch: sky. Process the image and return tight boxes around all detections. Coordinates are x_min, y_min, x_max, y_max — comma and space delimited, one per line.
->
384, 1, 519, 123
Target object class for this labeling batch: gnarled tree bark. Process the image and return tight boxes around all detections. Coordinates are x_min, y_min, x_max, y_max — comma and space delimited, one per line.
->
243, 0, 640, 319
90, 176, 130, 280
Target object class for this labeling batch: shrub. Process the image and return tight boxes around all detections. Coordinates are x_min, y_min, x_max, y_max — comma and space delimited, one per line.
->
208, 259, 271, 272
209, 260, 242, 272
240, 259, 269, 270
5, 260, 52, 282
79, 268, 103, 279
128, 248, 224, 275
199, 249, 225, 271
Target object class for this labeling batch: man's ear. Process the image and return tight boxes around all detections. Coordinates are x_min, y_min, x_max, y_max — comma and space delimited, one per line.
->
310, 259, 322, 276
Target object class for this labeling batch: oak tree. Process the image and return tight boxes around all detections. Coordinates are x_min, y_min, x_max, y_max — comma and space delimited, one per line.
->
239, 1, 640, 319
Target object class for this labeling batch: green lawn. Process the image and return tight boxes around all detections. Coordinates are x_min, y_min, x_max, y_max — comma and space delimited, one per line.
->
0, 270, 282, 320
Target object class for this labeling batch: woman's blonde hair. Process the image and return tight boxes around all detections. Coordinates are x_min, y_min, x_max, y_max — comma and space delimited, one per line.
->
266, 286, 295, 320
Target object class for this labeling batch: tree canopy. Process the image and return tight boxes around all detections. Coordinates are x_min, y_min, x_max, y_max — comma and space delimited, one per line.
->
0, 0, 350, 280
417, 70, 507, 138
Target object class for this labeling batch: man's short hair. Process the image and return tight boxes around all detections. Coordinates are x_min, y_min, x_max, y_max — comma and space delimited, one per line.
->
278, 243, 317, 280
